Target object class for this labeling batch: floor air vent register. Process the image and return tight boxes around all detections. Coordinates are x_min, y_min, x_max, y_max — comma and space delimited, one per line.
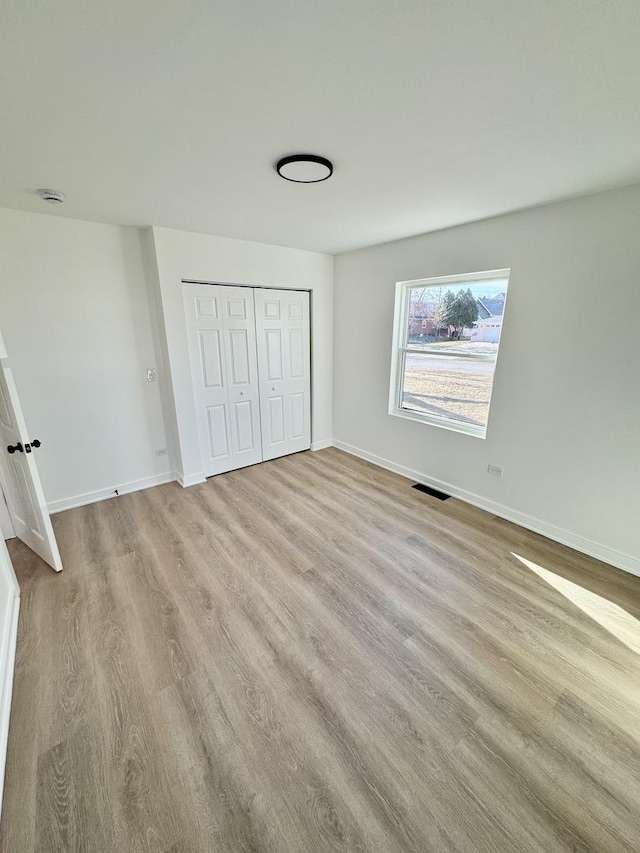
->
412, 483, 451, 501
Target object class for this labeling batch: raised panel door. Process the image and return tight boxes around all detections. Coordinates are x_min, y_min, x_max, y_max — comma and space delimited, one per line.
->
255, 289, 311, 461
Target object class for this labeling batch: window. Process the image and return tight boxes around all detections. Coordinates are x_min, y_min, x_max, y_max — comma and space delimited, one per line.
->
389, 269, 510, 439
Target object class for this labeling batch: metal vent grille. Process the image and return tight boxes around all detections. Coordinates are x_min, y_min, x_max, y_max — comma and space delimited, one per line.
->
412, 483, 451, 501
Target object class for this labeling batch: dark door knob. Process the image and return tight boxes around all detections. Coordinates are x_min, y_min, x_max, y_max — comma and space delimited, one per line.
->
31, 440, 41, 448
7, 443, 23, 454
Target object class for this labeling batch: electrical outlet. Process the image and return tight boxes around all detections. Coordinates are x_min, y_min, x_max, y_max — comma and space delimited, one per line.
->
155, 448, 168, 457
487, 463, 503, 477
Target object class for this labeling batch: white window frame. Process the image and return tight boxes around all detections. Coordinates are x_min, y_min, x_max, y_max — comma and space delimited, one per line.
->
389, 268, 510, 439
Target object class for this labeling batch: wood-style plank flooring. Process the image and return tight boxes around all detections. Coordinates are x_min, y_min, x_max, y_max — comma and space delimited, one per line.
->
1, 448, 640, 852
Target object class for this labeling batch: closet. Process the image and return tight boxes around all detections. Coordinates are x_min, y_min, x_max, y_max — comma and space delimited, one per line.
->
184, 283, 311, 476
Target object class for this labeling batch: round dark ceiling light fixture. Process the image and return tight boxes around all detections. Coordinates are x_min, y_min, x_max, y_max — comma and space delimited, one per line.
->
37, 188, 65, 204
276, 154, 333, 183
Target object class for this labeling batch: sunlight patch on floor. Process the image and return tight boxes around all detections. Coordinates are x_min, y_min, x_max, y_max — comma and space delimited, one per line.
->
512, 553, 640, 655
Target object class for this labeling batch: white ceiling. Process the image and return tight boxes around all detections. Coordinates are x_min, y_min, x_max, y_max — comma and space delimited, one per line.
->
2, 0, 639, 254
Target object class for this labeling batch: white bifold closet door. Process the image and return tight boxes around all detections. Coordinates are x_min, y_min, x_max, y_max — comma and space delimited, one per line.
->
254, 289, 311, 461
184, 284, 263, 476
184, 284, 311, 477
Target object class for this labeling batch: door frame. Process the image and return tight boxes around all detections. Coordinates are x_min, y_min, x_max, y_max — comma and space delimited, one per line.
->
146, 230, 333, 487
0, 536, 19, 823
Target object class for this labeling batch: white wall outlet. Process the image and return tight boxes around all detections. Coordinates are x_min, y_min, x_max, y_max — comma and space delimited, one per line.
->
155, 448, 168, 457
487, 463, 503, 477
146, 367, 157, 382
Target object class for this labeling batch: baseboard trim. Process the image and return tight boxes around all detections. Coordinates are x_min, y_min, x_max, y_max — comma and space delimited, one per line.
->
176, 472, 207, 488
311, 439, 333, 452
0, 588, 19, 823
47, 472, 176, 514
333, 440, 640, 577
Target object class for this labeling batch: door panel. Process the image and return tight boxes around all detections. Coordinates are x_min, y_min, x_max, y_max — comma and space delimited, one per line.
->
287, 301, 303, 320
289, 328, 304, 378
290, 393, 305, 439
255, 289, 311, 461
196, 295, 218, 318
263, 299, 280, 319
184, 284, 262, 476
0, 489, 14, 541
265, 330, 283, 380
268, 396, 285, 444
0, 383, 12, 431
233, 400, 257, 453
226, 297, 247, 319
228, 330, 251, 386
206, 405, 230, 459
0, 358, 63, 571
200, 330, 224, 388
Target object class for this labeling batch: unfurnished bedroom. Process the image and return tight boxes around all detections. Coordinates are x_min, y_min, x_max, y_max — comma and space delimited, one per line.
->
0, 2, 639, 851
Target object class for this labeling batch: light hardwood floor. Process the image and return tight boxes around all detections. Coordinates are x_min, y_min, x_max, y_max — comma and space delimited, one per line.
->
1, 448, 639, 852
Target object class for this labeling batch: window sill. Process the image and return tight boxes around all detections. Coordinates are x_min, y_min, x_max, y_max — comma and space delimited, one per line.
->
389, 406, 487, 439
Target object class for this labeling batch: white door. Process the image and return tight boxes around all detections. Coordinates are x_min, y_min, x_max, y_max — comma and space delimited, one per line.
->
0, 534, 20, 823
0, 358, 63, 571
0, 490, 14, 541
255, 289, 311, 461
184, 284, 263, 476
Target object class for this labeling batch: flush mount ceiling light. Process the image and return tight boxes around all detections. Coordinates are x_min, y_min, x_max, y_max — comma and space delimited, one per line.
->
276, 154, 333, 183
37, 188, 65, 204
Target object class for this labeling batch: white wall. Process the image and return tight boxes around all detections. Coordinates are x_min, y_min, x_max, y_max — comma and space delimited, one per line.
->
3, 190, 637, 575
333, 185, 640, 574
150, 227, 334, 483
0, 209, 170, 510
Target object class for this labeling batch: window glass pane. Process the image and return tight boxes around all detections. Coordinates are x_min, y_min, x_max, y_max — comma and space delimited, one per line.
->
393, 271, 509, 436
406, 280, 507, 350
401, 352, 495, 430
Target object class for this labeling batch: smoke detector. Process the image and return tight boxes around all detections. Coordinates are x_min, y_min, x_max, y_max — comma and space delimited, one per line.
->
37, 188, 65, 204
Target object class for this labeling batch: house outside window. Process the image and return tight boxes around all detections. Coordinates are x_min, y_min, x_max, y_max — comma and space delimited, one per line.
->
389, 269, 510, 438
